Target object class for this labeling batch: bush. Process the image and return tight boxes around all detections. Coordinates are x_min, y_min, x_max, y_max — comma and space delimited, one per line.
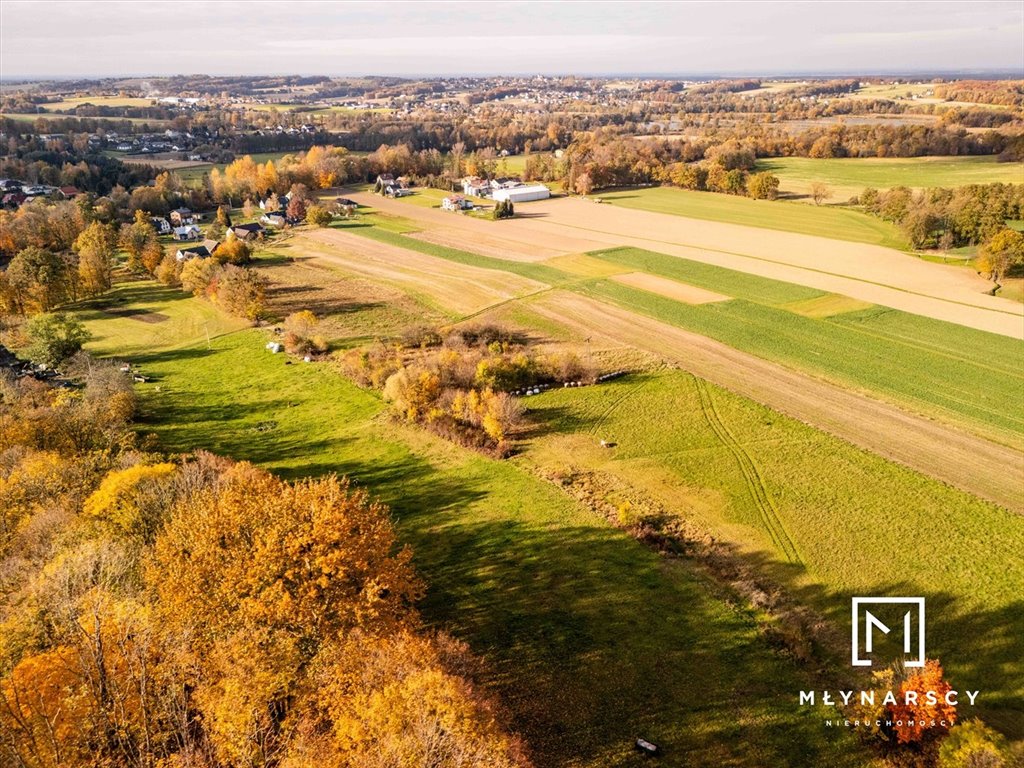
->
283, 310, 328, 355
305, 205, 334, 227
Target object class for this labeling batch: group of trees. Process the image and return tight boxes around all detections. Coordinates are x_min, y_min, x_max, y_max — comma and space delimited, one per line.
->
844, 659, 1021, 767
0, 363, 530, 768
178, 259, 267, 321
0, 134, 158, 195
341, 324, 595, 455
0, 208, 168, 320
857, 183, 1024, 251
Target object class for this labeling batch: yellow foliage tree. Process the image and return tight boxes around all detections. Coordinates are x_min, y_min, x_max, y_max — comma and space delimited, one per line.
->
83, 462, 176, 539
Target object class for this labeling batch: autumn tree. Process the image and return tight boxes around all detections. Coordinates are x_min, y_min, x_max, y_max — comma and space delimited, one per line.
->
574, 172, 593, 197
938, 719, 1012, 768
73, 220, 117, 295
4, 246, 71, 314
215, 265, 268, 320
149, 468, 422, 765
22, 313, 91, 367
313, 629, 529, 768
889, 659, 957, 745
283, 310, 327, 355
747, 171, 781, 200
306, 204, 333, 227
212, 238, 252, 265
118, 210, 158, 272
810, 182, 832, 206
286, 194, 308, 222
976, 228, 1024, 283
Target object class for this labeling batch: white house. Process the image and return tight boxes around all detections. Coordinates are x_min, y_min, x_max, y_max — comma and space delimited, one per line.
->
492, 184, 550, 204
172, 225, 201, 241
151, 217, 171, 235
441, 195, 472, 212
461, 177, 491, 197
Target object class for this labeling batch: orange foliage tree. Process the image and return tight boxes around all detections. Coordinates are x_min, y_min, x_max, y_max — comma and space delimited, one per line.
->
889, 659, 957, 745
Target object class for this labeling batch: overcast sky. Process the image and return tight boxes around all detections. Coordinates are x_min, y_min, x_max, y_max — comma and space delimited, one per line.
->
1, 1, 1021, 79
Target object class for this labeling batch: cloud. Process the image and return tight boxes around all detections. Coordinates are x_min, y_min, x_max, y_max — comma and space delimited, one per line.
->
1, 0, 1021, 78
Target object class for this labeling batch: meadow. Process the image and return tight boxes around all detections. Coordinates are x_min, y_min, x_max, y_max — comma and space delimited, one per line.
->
68, 285, 870, 768
593, 187, 908, 248
523, 370, 1024, 736
754, 156, 1024, 200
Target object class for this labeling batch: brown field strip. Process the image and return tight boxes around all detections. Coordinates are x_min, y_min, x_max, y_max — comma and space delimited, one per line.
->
295, 227, 548, 316
610, 272, 731, 304
528, 291, 1024, 513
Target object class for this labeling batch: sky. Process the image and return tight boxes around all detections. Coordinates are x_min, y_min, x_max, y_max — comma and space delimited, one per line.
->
1, 1, 1021, 79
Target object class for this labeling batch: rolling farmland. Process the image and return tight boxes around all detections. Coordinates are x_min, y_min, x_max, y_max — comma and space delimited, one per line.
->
754, 156, 1024, 200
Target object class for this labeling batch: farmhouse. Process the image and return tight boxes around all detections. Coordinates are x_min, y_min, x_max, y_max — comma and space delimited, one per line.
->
462, 177, 492, 197
442, 194, 472, 211
151, 217, 172, 235
170, 207, 196, 226
58, 186, 81, 199
260, 213, 286, 228
175, 239, 220, 261
492, 183, 550, 203
173, 224, 201, 241
229, 222, 265, 241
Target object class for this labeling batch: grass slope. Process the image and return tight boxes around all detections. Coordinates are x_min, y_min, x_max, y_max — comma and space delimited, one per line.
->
68, 281, 247, 357
70, 286, 867, 767
524, 371, 1024, 736
595, 187, 907, 249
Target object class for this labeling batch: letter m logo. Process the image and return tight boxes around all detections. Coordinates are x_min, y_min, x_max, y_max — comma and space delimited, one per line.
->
851, 597, 925, 668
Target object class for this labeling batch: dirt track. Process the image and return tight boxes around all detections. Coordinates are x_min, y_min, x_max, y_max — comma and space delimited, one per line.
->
350, 191, 1024, 338
529, 292, 1024, 513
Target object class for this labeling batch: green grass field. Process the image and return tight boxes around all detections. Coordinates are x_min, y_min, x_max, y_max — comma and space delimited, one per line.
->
595, 187, 908, 249
581, 247, 1024, 445
68, 284, 870, 767
523, 371, 1024, 736
755, 156, 1024, 200
68, 281, 246, 357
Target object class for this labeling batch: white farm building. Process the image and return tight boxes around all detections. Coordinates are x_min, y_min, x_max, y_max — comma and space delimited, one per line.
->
492, 184, 550, 204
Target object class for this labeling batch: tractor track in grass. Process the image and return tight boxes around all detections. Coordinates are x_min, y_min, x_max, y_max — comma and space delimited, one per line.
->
694, 377, 802, 564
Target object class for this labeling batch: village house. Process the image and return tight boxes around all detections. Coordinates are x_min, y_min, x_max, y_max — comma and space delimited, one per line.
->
461, 176, 492, 197
228, 222, 265, 241
259, 192, 290, 211
170, 207, 196, 226
175, 238, 220, 261
259, 213, 286, 228
151, 217, 172, 235
58, 186, 81, 200
441, 194, 473, 212
173, 224, 201, 241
